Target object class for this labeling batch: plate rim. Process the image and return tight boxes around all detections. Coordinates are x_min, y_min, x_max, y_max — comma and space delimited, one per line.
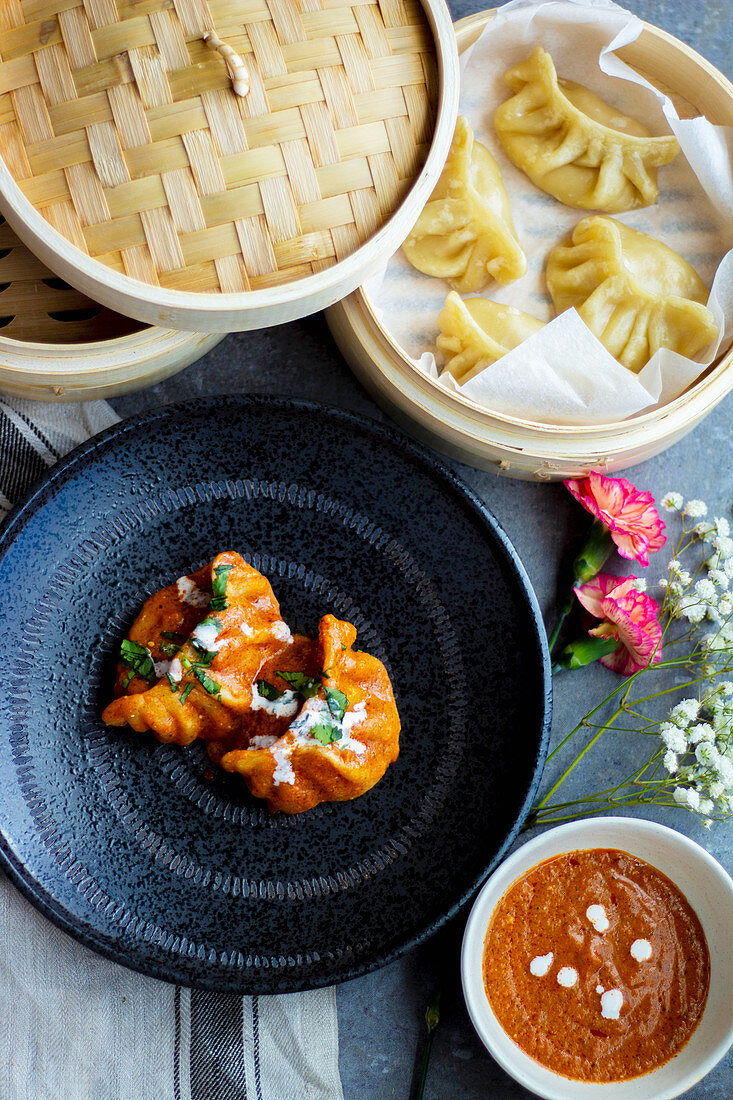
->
0, 394, 552, 992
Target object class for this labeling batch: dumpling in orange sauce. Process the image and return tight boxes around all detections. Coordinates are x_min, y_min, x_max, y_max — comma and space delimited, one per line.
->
220, 614, 401, 813
102, 552, 291, 746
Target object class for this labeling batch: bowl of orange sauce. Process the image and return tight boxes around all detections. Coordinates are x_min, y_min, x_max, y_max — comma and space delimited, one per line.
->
461, 818, 733, 1099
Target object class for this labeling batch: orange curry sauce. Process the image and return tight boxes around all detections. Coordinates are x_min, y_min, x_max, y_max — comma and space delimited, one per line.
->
482, 848, 710, 1082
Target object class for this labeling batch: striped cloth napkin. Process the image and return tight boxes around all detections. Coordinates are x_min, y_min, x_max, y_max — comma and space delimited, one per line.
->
0, 397, 343, 1100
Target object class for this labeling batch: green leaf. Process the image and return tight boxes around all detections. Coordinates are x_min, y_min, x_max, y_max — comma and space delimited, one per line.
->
210, 564, 232, 612
275, 671, 320, 697
161, 631, 183, 642
160, 641, 180, 657
121, 670, 135, 689
193, 667, 221, 697
256, 679, 283, 701
324, 685, 348, 722
180, 683, 194, 705
311, 722, 342, 745
119, 638, 156, 681
166, 673, 179, 693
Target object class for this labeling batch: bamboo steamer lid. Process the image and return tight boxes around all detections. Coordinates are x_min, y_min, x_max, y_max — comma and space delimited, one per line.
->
0, 212, 222, 400
0, 0, 458, 332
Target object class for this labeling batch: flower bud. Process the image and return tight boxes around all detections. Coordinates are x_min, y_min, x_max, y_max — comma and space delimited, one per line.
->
572, 520, 616, 585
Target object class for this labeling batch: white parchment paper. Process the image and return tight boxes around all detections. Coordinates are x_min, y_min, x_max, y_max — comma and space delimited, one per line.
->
364, 0, 733, 425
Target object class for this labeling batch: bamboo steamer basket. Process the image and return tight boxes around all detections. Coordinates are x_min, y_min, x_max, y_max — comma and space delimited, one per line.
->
0, 0, 459, 333
0, 214, 221, 401
327, 10, 733, 481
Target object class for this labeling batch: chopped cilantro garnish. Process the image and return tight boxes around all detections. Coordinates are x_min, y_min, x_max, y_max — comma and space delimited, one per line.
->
194, 667, 221, 697
160, 641, 180, 657
275, 671, 320, 697
119, 638, 156, 681
180, 683, 194, 705
166, 673, 179, 693
324, 685, 348, 722
195, 649, 215, 667
209, 564, 232, 612
191, 616, 222, 650
256, 679, 283, 701
121, 670, 135, 689
161, 631, 183, 642
311, 722, 342, 745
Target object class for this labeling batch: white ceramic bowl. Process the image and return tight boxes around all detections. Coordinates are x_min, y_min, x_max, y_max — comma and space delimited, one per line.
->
461, 817, 733, 1100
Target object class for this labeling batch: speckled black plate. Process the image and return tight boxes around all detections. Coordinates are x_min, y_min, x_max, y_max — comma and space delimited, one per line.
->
0, 397, 551, 993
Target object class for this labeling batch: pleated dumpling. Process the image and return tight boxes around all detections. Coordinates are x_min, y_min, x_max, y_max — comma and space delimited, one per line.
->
494, 47, 679, 212
547, 216, 718, 372
402, 116, 526, 293
437, 291, 544, 382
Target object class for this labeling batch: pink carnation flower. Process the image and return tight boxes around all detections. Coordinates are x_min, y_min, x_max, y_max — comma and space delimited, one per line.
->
575, 574, 663, 676
564, 472, 666, 566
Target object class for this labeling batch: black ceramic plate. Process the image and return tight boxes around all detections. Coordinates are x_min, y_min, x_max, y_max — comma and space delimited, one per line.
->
0, 397, 550, 993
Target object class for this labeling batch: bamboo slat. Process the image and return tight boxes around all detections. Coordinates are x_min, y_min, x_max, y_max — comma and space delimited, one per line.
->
0, 0, 438, 294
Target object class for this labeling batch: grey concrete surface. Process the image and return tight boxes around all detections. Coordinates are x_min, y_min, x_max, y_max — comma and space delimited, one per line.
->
112, 2, 733, 1096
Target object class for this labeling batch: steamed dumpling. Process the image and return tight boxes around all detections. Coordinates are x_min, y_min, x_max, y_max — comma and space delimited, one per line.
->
437, 291, 544, 382
547, 216, 718, 372
403, 116, 526, 293
494, 47, 679, 212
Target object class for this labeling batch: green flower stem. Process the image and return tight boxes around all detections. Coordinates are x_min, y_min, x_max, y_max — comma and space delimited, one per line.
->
415, 991, 441, 1100
535, 705, 625, 810
547, 594, 574, 654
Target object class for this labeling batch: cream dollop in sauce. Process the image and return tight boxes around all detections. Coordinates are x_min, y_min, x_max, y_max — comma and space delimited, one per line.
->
529, 953, 554, 977
177, 576, 209, 608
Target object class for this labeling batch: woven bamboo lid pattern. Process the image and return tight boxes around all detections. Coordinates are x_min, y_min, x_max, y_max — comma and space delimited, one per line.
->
0, 214, 140, 342
0, 0, 452, 329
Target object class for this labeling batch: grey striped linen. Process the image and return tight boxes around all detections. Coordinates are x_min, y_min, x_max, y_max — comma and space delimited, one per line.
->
0, 397, 342, 1100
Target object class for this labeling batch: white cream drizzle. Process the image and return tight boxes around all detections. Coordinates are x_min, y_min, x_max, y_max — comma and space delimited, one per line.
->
263, 696, 369, 785
600, 989, 623, 1019
556, 967, 578, 988
596, 984, 605, 994
177, 576, 209, 608
529, 952, 553, 977
271, 620, 292, 643
586, 904, 610, 933
192, 620, 222, 652
250, 681, 299, 718
249, 733, 279, 749
630, 938, 652, 962
271, 742, 296, 785
154, 659, 171, 679
168, 657, 184, 683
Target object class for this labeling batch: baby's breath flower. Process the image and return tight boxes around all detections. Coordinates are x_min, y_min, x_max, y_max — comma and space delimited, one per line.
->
695, 578, 716, 601
675, 596, 706, 623
663, 750, 678, 774
684, 500, 708, 518
661, 492, 683, 512
667, 559, 682, 572
688, 722, 715, 744
708, 569, 729, 590
698, 798, 714, 816
693, 521, 716, 537
695, 741, 719, 767
661, 724, 688, 753
671, 699, 700, 724
715, 517, 730, 538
